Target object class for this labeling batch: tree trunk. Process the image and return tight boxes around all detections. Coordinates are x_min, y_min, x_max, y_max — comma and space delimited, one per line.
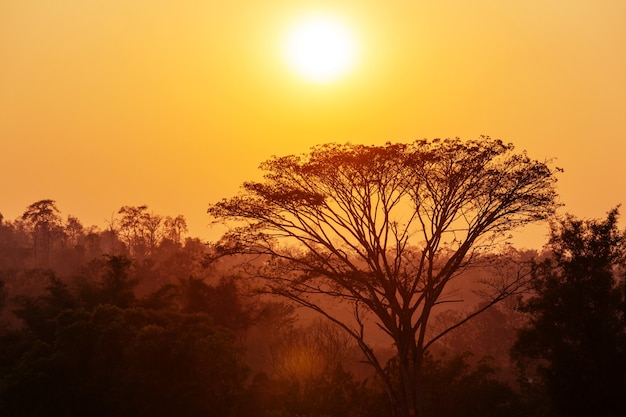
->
396, 336, 419, 417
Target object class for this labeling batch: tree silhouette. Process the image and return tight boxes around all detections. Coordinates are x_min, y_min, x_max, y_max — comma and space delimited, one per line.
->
513, 209, 626, 417
118, 205, 150, 257
21, 199, 62, 266
163, 215, 188, 244
64, 215, 84, 247
209, 137, 559, 417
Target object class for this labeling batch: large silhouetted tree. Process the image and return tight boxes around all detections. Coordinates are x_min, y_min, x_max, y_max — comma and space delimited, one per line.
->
513, 209, 626, 417
208, 137, 559, 417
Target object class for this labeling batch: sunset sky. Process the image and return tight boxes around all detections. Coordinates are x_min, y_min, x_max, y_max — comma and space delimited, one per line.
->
1, 0, 625, 247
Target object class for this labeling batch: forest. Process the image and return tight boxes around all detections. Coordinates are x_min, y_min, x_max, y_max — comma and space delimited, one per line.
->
1, 139, 626, 417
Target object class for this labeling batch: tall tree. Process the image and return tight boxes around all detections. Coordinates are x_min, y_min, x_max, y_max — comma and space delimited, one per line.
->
513, 209, 626, 417
64, 215, 84, 247
208, 137, 559, 417
22, 199, 62, 266
163, 215, 188, 244
118, 205, 149, 256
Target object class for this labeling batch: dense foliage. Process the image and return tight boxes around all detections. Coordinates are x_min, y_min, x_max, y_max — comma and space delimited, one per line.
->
0, 259, 248, 417
2, 195, 625, 415
513, 209, 626, 417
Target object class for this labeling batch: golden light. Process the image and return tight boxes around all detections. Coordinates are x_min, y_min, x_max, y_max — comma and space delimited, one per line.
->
283, 15, 358, 84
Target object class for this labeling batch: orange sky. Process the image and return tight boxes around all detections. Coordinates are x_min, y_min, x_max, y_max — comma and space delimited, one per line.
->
1, 0, 625, 248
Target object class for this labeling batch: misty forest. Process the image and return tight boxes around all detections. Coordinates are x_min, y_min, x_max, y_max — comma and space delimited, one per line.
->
1, 138, 625, 417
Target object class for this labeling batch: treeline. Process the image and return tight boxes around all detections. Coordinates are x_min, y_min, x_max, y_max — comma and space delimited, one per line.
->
1, 200, 190, 272
1, 200, 625, 417
0, 200, 390, 417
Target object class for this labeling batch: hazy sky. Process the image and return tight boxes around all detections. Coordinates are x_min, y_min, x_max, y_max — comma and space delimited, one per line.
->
1, 0, 625, 247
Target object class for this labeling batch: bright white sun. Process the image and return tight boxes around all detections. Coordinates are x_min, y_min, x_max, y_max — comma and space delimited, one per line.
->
283, 15, 357, 84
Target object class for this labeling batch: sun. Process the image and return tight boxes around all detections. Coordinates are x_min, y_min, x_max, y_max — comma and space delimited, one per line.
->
283, 15, 358, 84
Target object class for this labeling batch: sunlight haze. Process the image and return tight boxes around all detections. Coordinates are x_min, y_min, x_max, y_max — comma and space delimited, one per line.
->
1, 0, 625, 248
